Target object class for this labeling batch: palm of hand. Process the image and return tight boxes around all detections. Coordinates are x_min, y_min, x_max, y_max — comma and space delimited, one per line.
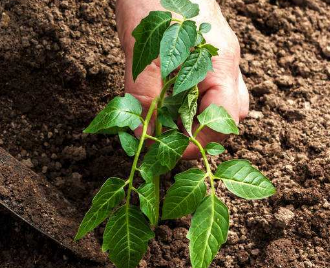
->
116, 0, 249, 158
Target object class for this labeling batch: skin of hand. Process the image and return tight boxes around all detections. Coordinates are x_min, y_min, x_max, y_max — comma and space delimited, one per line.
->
116, 0, 249, 159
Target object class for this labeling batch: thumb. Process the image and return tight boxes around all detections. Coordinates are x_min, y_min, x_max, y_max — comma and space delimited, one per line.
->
124, 51, 162, 137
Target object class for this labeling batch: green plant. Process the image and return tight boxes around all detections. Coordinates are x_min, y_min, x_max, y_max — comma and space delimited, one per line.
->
75, 0, 276, 267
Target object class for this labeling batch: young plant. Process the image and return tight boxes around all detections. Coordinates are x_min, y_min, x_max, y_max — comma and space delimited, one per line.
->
75, 1, 276, 267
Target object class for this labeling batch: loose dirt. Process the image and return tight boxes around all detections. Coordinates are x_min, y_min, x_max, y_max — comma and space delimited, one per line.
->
0, 0, 329, 267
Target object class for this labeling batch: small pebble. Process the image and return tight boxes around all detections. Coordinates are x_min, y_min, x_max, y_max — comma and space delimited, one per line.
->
251, 249, 260, 256
249, 110, 264, 119
323, 201, 330, 209
304, 260, 313, 268
139, 260, 147, 268
322, 45, 330, 58
21, 159, 34, 168
0, 12, 10, 28
274, 207, 295, 227
227, 230, 239, 244
42, 166, 48, 174
72, 172, 82, 180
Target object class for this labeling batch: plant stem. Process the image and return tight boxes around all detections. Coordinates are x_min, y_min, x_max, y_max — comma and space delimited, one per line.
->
193, 124, 204, 138
153, 175, 160, 226
126, 76, 176, 221
155, 75, 177, 135
126, 98, 159, 208
190, 137, 216, 195
145, 134, 160, 142
152, 75, 177, 226
172, 18, 183, 23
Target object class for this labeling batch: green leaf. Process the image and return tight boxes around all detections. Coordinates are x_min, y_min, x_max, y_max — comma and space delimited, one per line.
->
162, 169, 206, 220
157, 130, 189, 169
160, 20, 197, 78
160, 0, 199, 19
137, 183, 157, 226
84, 94, 142, 134
102, 206, 154, 268
214, 160, 276, 200
118, 131, 139, 157
97, 127, 127, 135
187, 195, 229, 268
139, 130, 189, 182
205, 142, 225, 156
199, 23, 211, 33
132, 11, 172, 80
179, 86, 199, 135
139, 143, 169, 183
75, 178, 125, 240
158, 107, 178, 129
202, 44, 219, 56
163, 91, 188, 119
173, 48, 213, 95
197, 104, 239, 135
195, 32, 205, 46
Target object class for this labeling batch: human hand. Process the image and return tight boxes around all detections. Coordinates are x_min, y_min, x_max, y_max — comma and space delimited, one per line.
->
116, 0, 249, 159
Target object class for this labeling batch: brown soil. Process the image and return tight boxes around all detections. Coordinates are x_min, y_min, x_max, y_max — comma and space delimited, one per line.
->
0, 147, 107, 263
0, 0, 329, 267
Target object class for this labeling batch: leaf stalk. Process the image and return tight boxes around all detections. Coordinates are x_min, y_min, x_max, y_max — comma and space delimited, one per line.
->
171, 18, 184, 23
193, 124, 204, 138
145, 134, 160, 142
190, 137, 216, 195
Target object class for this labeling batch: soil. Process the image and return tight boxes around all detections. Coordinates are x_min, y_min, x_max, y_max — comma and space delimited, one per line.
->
0, 0, 329, 267
0, 147, 107, 263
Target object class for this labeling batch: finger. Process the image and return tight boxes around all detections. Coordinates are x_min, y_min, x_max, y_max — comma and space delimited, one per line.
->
238, 70, 249, 121
183, 126, 226, 160
183, 67, 240, 159
182, 88, 239, 159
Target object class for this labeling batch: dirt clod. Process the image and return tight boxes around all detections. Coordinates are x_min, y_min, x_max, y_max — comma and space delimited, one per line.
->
274, 207, 295, 228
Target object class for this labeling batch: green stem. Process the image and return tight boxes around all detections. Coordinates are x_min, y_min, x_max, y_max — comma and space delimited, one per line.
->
152, 76, 177, 226
155, 75, 177, 135
126, 98, 159, 208
172, 18, 183, 23
145, 134, 160, 142
153, 174, 160, 226
190, 137, 216, 195
193, 124, 204, 139
126, 76, 176, 222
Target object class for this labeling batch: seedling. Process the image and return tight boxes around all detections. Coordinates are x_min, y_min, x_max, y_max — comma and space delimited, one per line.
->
75, 1, 276, 267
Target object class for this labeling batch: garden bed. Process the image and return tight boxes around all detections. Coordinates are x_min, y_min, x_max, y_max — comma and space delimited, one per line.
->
0, 0, 329, 267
